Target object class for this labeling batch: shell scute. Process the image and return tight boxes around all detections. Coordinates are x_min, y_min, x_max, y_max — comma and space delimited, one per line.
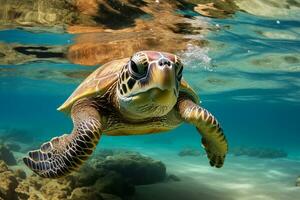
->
57, 58, 129, 113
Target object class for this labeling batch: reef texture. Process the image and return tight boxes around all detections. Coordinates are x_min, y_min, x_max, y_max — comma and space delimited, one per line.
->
230, 147, 288, 159
0, 161, 25, 200
178, 148, 202, 157
0, 149, 168, 200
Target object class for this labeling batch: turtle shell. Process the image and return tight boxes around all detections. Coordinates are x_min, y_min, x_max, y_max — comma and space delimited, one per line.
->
57, 58, 129, 113
179, 78, 200, 104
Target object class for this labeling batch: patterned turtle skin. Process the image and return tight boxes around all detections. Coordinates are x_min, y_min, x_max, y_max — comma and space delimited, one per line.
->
23, 51, 228, 178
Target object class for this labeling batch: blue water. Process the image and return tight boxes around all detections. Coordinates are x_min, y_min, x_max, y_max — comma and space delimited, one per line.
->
1, 11, 300, 152
0, 7, 300, 200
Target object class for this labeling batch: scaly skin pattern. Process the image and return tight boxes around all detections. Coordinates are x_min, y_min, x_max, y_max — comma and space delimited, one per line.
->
23, 51, 228, 178
177, 96, 228, 168
23, 99, 102, 178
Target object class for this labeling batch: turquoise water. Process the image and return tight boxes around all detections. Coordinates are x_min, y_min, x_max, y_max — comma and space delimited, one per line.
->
0, 7, 300, 200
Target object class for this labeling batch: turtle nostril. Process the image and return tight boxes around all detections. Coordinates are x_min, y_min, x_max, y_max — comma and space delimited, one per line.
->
159, 59, 171, 67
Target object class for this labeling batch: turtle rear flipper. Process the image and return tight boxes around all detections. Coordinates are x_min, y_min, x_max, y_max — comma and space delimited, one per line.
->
23, 100, 102, 178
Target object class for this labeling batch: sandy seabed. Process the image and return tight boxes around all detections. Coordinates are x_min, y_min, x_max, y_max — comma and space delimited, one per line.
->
128, 147, 300, 200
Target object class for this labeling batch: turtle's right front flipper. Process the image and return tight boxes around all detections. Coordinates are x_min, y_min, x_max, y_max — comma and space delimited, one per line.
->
177, 98, 228, 168
23, 100, 102, 178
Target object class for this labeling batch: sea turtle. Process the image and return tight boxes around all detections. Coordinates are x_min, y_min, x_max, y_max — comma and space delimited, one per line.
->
23, 51, 228, 178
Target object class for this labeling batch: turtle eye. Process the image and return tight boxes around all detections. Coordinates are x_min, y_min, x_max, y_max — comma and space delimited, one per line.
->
129, 60, 148, 78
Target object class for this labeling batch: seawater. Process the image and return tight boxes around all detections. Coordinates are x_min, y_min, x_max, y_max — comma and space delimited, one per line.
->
0, 7, 300, 200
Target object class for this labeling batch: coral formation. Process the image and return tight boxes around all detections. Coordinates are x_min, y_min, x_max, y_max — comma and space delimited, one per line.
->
230, 147, 288, 159
0, 149, 170, 200
0, 161, 21, 200
178, 148, 202, 157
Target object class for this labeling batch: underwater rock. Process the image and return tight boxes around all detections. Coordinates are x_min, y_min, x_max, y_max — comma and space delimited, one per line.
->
296, 177, 300, 187
0, 161, 19, 200
93, 170, 135, 196
178, 148, 201, 157
15, 174, 75, 200
71, 163, 135, 197
93, 150, 167, 185
0, 144, 17, 165
0, 150, 168, 199
166, 174, 181, 182
231, 147, 288, 159
96, 148, 115, 158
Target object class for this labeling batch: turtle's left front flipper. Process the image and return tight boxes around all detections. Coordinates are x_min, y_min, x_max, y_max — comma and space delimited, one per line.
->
23, 101, 102, 178
178, 98, 228, 168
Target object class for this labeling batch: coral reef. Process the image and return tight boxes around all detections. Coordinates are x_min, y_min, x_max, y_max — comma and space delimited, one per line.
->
0, 149, 171, 200
0, 161, 24, 200
178, 148, 201, 157
0, 144, 17, 165
230, 146, 288, 159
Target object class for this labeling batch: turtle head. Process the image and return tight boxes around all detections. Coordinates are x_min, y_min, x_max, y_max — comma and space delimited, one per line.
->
116, 51, 183, 119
